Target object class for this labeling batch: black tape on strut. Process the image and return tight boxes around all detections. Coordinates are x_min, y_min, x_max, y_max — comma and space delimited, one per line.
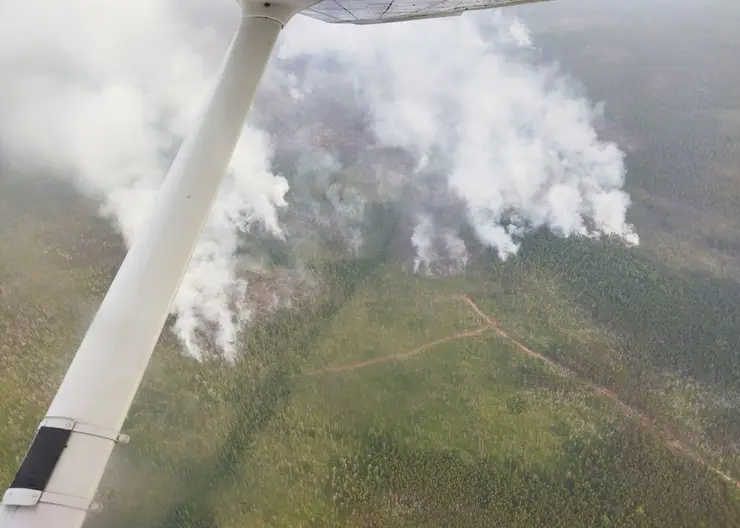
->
9, 426, 72, 491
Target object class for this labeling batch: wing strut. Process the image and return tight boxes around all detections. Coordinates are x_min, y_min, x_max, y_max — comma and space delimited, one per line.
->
0, 3, 303, 527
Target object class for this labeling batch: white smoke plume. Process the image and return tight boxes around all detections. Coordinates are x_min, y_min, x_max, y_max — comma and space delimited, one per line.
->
171, 128, 289, 361
280, 13, 639, 260
0, 0, 289, 361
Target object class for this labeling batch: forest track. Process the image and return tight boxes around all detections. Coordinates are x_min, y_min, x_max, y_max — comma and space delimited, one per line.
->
313, 294, 740, 488
310, 325, 490, 374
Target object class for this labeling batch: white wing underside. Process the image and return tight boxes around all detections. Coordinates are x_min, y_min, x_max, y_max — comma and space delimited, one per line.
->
300, 0, 551, 25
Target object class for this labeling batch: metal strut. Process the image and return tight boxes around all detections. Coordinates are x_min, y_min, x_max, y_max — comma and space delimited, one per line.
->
0, 2, 308, 527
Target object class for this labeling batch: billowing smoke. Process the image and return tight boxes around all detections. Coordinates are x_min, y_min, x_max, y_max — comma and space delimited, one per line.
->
171, 128, 289, 360
0, 0, 290, 361
280, 13, 639, 261
0, 1, 638, 361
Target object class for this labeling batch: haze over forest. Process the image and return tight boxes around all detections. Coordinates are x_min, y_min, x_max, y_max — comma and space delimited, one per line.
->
1, 0, 740, 526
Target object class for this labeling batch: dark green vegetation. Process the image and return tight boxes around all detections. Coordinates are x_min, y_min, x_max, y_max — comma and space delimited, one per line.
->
93, 228, 740, 527
519, 0, 740, 481
0, 163, 737, 528
5, 170, 740, 526
329, 425, 735, 528
523, 233, 740, 393
89, 240, 740, 526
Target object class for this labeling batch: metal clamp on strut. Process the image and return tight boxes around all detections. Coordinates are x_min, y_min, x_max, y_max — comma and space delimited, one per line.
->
1, 417, 129, 510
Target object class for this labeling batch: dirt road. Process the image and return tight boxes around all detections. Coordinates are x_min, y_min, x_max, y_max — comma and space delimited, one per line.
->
312, 294, 740, 488
311, 325, 490, 374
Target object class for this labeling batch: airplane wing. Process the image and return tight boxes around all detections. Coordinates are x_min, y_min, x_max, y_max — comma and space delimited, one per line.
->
300, 0, 551, 25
